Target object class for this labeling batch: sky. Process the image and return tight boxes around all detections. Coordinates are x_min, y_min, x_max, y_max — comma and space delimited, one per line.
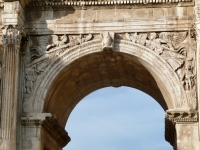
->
64, 86, 173, 150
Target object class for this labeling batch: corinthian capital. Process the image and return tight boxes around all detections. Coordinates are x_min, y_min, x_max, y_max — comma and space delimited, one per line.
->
1, 25, 25, 45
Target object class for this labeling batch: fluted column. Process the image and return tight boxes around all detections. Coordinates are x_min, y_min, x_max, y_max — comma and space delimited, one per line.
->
0, 1, 25, 149
0, 25, 23, 150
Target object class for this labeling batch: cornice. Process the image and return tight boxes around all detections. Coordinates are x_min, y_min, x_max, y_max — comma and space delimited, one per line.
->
25, 0, 194, 9
166, 110, 198, 123
0, 0, 195, 9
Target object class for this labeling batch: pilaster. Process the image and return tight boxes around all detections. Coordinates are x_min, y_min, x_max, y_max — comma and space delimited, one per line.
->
0, 1, 25, 149
0, 24, 24, 150
165, 110, 199, 150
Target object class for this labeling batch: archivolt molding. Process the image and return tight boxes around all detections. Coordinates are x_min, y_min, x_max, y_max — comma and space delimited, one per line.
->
22, 31, 196, 114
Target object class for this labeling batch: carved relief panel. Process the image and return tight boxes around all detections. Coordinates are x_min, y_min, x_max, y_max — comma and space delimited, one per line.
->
22, 29, 197, 113
122, 30, 197, 109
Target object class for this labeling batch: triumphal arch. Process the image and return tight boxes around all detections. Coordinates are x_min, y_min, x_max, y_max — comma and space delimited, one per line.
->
0, 0, 200, 149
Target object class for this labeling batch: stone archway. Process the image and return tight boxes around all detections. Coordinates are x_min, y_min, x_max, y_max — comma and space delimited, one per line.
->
0, 1, 199, 150
25, 38, 182, 122
20, 31, 198, 150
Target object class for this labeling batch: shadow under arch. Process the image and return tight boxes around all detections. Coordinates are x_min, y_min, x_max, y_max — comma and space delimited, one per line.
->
31, 39, 187, 127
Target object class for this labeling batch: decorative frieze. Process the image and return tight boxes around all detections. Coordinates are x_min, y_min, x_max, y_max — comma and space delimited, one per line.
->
23, 30, 197, 111
47, 34, 93, 51
165, 110, 198, 146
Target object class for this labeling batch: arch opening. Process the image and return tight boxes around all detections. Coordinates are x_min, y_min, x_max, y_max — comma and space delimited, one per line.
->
43, 51, 171, 127
64, 87, 173, 150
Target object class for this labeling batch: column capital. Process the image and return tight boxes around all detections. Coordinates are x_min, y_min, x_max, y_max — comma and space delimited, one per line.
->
2, 25, 25, 45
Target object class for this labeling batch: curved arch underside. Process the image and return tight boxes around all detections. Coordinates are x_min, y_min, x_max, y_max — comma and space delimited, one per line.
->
44, 51, 167, 127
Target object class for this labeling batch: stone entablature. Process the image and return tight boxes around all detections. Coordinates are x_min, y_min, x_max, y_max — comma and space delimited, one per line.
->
26, 0, 194, 7
1, 0, 193, 8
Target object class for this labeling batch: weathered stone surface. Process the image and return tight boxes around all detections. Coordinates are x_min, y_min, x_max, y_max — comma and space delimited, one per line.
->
0, 0, 199, 150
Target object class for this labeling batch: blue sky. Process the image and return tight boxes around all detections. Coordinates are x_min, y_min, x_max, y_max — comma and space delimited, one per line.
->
64, 86, 173, 150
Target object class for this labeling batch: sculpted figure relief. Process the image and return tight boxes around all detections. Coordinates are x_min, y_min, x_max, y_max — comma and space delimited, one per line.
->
47, 34, 68, 50
25, 67, 37, 95
183, 64, 195, 91
46, 34, 93, 51
101, 32, 114, 51
146, 32, 167, 54
69, 34, 93, 47
125, 31, 189, 75
126, 32, 147, 45
24, 33, 94, 97
24, 60, 49, 95
124, 30, 197, 108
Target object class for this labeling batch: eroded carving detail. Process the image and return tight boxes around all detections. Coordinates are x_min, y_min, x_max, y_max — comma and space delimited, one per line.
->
2, 25, 24, 45
101, 32, 114, 52
23, 34, 94, 107
24, 31, 196, 113
124, 31, 197, 108
47, 34, 68, 50
46, 34, 93, 51
69, 34, 93, 47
